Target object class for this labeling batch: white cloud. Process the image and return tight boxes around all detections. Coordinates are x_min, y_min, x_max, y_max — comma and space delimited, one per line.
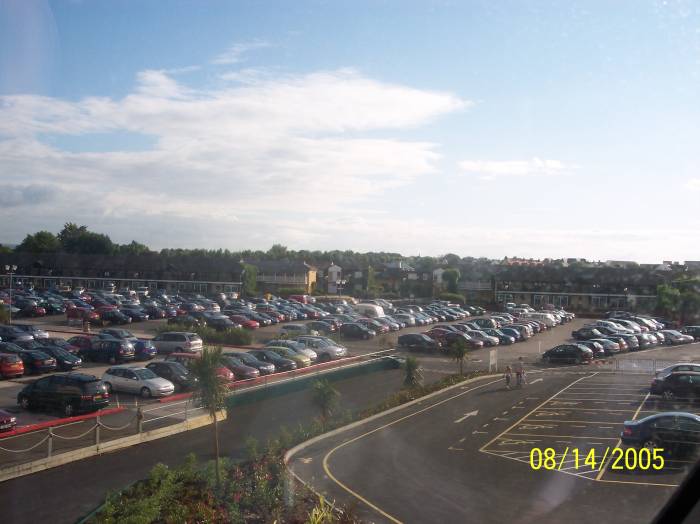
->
685, 178, 700, 190
211, 40, 272, 65
0, 61, 467, 247
458, 157, 574, 180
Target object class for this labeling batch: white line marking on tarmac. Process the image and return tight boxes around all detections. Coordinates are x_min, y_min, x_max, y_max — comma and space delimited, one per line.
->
454, 410, 479, 423
530, 378, 543, 384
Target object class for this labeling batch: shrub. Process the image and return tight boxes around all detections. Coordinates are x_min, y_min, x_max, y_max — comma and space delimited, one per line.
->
155, 325, 252, 346
437, 292, 466, 304
277, 287, 306, 297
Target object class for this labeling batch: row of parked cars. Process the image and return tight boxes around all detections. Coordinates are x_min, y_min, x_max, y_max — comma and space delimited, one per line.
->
541, 313, 700, 365
396, 303, 574, 352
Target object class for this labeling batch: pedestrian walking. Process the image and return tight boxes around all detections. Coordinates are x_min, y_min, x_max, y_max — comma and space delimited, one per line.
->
503, 365, 513, 389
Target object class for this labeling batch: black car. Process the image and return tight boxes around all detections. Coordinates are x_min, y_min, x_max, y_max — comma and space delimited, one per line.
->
247, 349, 297, 372
225, 351, 276, 375
17, 373, 109, 417
35, 345, 82, 371
680, 326, 700, 341
0, 343, 57, 373
339, 323, 375, 339
119, 308, 149, 321
575, 340, 605, 358
621, 412, 700, 454
0, 325, 34, 343
650, 371, 700, 400
101, 309, 132, 325
397, 333, 441, 351
542, 344, 594, 365
571, 327, 604, 340
146, 361, 197, 392
168, 315, 206, 328
80, 338, 135, 364
40, 300, 66, 315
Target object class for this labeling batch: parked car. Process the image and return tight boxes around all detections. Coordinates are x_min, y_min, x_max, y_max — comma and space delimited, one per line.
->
100, 309, 132, 325
164, 353, 235, 382
247, 349, 297, 372
621, 412, 700, 453
35, 345, 82, 371
228, 315, 260, 329
133, 339, 158, 361
339, 323, 375, 339
99, 328, 138, 343
11, 323, 49, 340
293, 336, 348, 361
265, 340, 317, 362
224, 351, 276, 375
0, 325, 34, 343
151, 332, 203, 354
499, 327, 522, 342
0, 408, 17, 432
660, 330, 695, 345
102, 366, 175, 398
306, 320, 337, 334
265, 346, 311, 368
0, 353, 24, 378
464, 330, 500, 347
280, 323, 319, 337
221, 356, 260, 380
146, 361, 198, 392
482, 328, 516, 345
398, 333, 441, 351
43, 337, 79, 354
650, 371, 700, 400
81, 338, 135, 364
575, 340, 606, 358
680, 326, 700, 341
119, 308, 149, 322
589, 338, 622, 355
17, 373, 110, 416
542, 344, 594, 365
168, 315, 206, 328
2, 346, 57, 374
655, 363, 700, 379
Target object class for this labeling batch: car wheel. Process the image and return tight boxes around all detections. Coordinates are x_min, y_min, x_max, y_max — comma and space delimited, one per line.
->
319, 354, 331, 363
19, 395, 31, 410
662, 390, 675, 401
575, 357, 582, 365
363, 333, 369, 340
642, 438, 659, 450
104, 382, 113, 394
108, 355, 116, 364
141, 387, 152, 398
543, 356, 551, 364
175, 347, 183, 352
63, 402, 75, 417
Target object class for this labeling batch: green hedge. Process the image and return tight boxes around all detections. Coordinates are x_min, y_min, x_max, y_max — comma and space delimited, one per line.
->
437, 292, 466, 304
156, 325, 252, 346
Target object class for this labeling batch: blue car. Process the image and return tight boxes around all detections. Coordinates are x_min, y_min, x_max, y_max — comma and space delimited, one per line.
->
621, 412, 700, 453
134, 340, 157, 361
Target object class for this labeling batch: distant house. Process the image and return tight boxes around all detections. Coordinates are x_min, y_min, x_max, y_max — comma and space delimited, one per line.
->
316, 262, 343, 293
685, 261, 700, 270
605, 260, 638, 269
246, 260, 317, 294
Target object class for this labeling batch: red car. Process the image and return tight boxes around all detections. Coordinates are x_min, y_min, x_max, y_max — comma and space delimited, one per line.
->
228, 315, 260, 329
0, 353, 24, 378
67, 307, 101, 323
165, 353, 235, 383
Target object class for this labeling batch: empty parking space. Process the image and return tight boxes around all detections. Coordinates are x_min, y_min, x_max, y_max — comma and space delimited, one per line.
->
480, 372, 697, 487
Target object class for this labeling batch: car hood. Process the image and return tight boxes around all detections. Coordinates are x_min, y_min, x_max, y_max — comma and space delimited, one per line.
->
143, 377, 175, 389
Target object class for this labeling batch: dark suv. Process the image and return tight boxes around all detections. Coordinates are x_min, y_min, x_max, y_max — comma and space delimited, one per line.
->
79, 338, 135, 364
542, 344, 594, 365
17, 373, 110, 417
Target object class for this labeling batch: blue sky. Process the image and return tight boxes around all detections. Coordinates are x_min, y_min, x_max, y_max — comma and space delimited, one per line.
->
1, 0, 700, 262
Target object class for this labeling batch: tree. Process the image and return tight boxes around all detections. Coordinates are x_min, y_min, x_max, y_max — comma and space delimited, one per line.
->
188, 346, 228, 487
0, 244, 12, 254
403, 356, 423, 388
58, 222, 115, 255
241, 263, 257, 296
442, 268, 461, 293
267, 244, 288, 259
450, 338, 469, 375
311, 379, 340, 426
656, 284, 681, 319
118, 240, 151, 256
16, 231, 61, 253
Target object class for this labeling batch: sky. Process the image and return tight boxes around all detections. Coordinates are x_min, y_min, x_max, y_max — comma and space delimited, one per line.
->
1, 0, 700, 262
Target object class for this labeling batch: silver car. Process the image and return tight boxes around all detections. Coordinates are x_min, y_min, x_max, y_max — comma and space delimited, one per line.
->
294, 336, 348, 361
265, 339, 318, 362
102, 366, 175, 398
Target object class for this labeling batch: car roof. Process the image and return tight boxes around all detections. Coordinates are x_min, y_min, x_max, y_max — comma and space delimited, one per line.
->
636, 412, 700, 423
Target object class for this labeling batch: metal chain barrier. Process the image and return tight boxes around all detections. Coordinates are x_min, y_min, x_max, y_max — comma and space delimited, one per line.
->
98, 416, 137, 431
51, 424, 100, 441
0, 433, 50, 453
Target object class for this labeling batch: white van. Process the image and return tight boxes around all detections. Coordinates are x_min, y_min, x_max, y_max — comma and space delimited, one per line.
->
521, 312, 557, 327
353, 303, 385, 318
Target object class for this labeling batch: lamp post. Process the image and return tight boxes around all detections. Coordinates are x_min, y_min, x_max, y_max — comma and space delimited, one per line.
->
336, 279, 346, 296
5, 265, 17, 324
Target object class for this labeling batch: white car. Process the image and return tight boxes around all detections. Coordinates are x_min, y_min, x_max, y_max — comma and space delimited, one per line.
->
102, 366, 175, 398
151, 332, 203, 354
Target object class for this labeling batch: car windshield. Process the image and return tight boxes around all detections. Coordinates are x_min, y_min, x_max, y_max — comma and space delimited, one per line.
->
134, 369, 158, 380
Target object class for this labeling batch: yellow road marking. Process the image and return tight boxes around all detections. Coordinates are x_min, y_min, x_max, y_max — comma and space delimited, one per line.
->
322, 377, 503, 523
479, 373, 596, 452
595, 392, 650, 481
501, 433, 619, 440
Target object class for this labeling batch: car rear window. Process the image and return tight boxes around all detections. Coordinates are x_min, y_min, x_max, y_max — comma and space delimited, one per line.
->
1, 354, 21, 363
83, 380, 106, 394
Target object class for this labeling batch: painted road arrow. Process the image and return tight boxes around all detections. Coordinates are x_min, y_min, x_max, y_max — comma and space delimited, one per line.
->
530, 378, 543, 384
454, 410, 479, 423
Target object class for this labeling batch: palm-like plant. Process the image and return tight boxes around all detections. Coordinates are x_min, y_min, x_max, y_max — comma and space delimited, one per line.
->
403, 356, 423, 388
450, 338, 469, 375
312, 379, 340, 426
189, 346, 228, 487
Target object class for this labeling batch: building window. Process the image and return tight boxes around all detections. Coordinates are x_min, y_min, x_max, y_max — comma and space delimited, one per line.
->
533, 294, 544, 307
591, 295, 607, 309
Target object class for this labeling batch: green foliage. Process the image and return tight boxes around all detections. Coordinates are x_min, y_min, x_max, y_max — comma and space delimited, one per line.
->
278, 287, 307, 297
306, 497, 336, 524
267, 244, 289, 259
402, 356, 423, 388
656, 284, 681, 318
242, 263, 257, 296
0, 244, 13, 254
16, 231, 61, 253
450, 338, 469, 375
117, 240, 151, 256
58, 222, 115, 255
0, 307, 9, 324
156, 324, 252, 346
244, 436, 260, 462
442, 268, 461, 293
437, 292, 466, 304
311, 379, 340, 424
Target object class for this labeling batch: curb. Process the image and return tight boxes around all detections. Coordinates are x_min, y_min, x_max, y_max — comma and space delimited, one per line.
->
284, 372, 500, 466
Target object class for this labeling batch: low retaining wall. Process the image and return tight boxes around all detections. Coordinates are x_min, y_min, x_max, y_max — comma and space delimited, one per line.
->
0, 410, 225, 483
